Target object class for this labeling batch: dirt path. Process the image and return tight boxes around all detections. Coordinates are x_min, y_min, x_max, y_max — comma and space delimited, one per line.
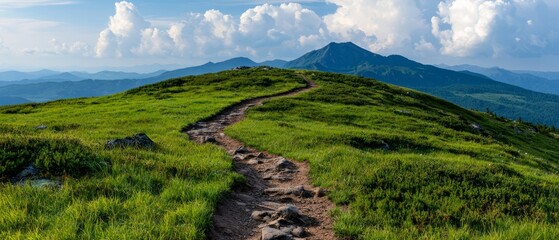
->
184, 77, 337, 240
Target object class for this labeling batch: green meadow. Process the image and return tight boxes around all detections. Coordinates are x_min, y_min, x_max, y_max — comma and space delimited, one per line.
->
0, 68, 305, 239
227, 71, 559, 239
2, 68, 559, 239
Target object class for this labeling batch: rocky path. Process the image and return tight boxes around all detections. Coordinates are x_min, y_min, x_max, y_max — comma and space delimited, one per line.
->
184, 79, 336, 240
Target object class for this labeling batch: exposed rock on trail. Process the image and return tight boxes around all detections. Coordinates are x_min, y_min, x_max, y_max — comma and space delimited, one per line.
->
185, 79, 336, 240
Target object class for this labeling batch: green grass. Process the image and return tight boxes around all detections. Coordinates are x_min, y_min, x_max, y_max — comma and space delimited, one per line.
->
0, 67, 306, 239
226, 71, 559, 239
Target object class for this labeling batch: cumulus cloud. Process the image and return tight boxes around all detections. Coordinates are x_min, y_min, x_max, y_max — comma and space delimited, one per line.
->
95, 1, 149, 57
431, 0, 559, 57
324, 0, 428, 52
48, 38, 89, 55
95, 1, 327, 60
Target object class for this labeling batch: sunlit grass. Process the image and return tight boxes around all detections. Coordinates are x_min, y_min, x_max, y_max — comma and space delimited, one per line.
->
227, 71, 559, 239
0, 67, 305, 239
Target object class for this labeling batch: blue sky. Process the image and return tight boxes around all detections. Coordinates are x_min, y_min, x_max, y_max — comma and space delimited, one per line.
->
0, 0, 558, 72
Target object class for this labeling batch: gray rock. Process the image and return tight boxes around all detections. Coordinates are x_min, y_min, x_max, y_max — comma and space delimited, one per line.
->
470, 123, 484, 132
265, 186, 312, 198
252, 211, 272, 221
234, 146, 250, 154
261, 227, 292, 240
35, 124, 47, 130
202, 136, 217, 143
12, 164, 39, 182
275, 158, 296, 170
291, 226, 305, 237
105, 133, 156, 150
273, 205, 300, 220
248, 159, 263, 165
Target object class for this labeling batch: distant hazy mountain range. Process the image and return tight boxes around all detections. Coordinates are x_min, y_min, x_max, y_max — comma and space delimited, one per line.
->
440, 64, 559, 95
0, 58, 280, 105
1, 42, 558, 127
285, 42, 559, 127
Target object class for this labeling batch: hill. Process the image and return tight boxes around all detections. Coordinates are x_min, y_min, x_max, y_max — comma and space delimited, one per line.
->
443, 64, 559, 95
1, 68, 559, 239
286, 42, 559, 127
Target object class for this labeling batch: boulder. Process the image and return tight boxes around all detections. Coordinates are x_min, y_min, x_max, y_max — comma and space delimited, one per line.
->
275, 158, 296, 170
105, 133, 156, 150
261, 227, 291, 240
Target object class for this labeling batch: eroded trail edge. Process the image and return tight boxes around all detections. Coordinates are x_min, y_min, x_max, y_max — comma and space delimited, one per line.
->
184, 78, 336, 240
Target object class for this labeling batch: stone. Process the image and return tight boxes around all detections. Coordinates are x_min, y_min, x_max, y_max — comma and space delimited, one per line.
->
252, 211, 272, 221
35, 124, 47, 130
291, 226, 305, 238
234, 146, 250, 154
261, 227, 291, 240
275, 158, 296, 170
273, 205, 300, 220
201, 136, 217, 143
265, 186, 311, 198
248, 159, 263, 165
12, 164, 39, 182
105, 133, 156, 150
470, 123, 484, 132
313, 188, 327, 198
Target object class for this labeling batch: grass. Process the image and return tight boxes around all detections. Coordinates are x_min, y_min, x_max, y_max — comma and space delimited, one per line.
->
0, 67, 306, 239
226, 71, 559, 239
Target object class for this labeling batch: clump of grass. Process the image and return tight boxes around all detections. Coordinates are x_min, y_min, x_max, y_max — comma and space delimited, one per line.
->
0, 136, 109, 180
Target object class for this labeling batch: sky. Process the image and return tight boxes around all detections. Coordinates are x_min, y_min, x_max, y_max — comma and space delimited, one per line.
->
0, 0, 558, 72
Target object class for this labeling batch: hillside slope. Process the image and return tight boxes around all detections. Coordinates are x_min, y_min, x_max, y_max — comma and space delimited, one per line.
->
286, 42, 559, 127
2, 68, 559, 239
227, 71, 559, 239
0, 68, 306, 239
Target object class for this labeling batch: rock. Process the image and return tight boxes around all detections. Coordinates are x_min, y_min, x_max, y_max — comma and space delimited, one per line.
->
233, 154, 245, 161
381, 140, 390, 151
273, 205, 300, 221
470, 123, 484, 132
11, 164, 39, 182
313, 188, 327, 198
261, 227, 291, 240
105, 133, 156, 150
234, 146, 250, 154
275, 158, 296, 170
265, 186, 312, 198
201, 136, 217, 143
248, 159, 263, 165
291, 226, 305, 237
35, 124, 47, 130
252, 211, 272, 221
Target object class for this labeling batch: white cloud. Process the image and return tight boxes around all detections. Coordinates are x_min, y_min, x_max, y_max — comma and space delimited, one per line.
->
95, 1, 149, 57
431, 0, 509, 57
48, 38, 89, 55
324, 0, 428, 52
431, 0, 559, 57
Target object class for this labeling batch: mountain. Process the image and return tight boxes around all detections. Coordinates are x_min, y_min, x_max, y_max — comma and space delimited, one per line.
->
514, 70, 559, 80
286, 42, 559, 127
0, 57, 264, 105
156, 57, 258, 80
70, 70, 166, 80
442, 64, 559, 95
259, 59, 288, 68
0, 70, 59, 81
0, 96, 30, 105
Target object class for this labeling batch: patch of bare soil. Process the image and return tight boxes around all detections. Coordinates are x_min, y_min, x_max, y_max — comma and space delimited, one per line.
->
184, 78, 337, 240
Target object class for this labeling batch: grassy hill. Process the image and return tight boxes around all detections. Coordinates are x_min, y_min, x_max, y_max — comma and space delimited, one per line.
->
0, 68, 305, 239
1, 68, 559, 239
226, 71, 559, 239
